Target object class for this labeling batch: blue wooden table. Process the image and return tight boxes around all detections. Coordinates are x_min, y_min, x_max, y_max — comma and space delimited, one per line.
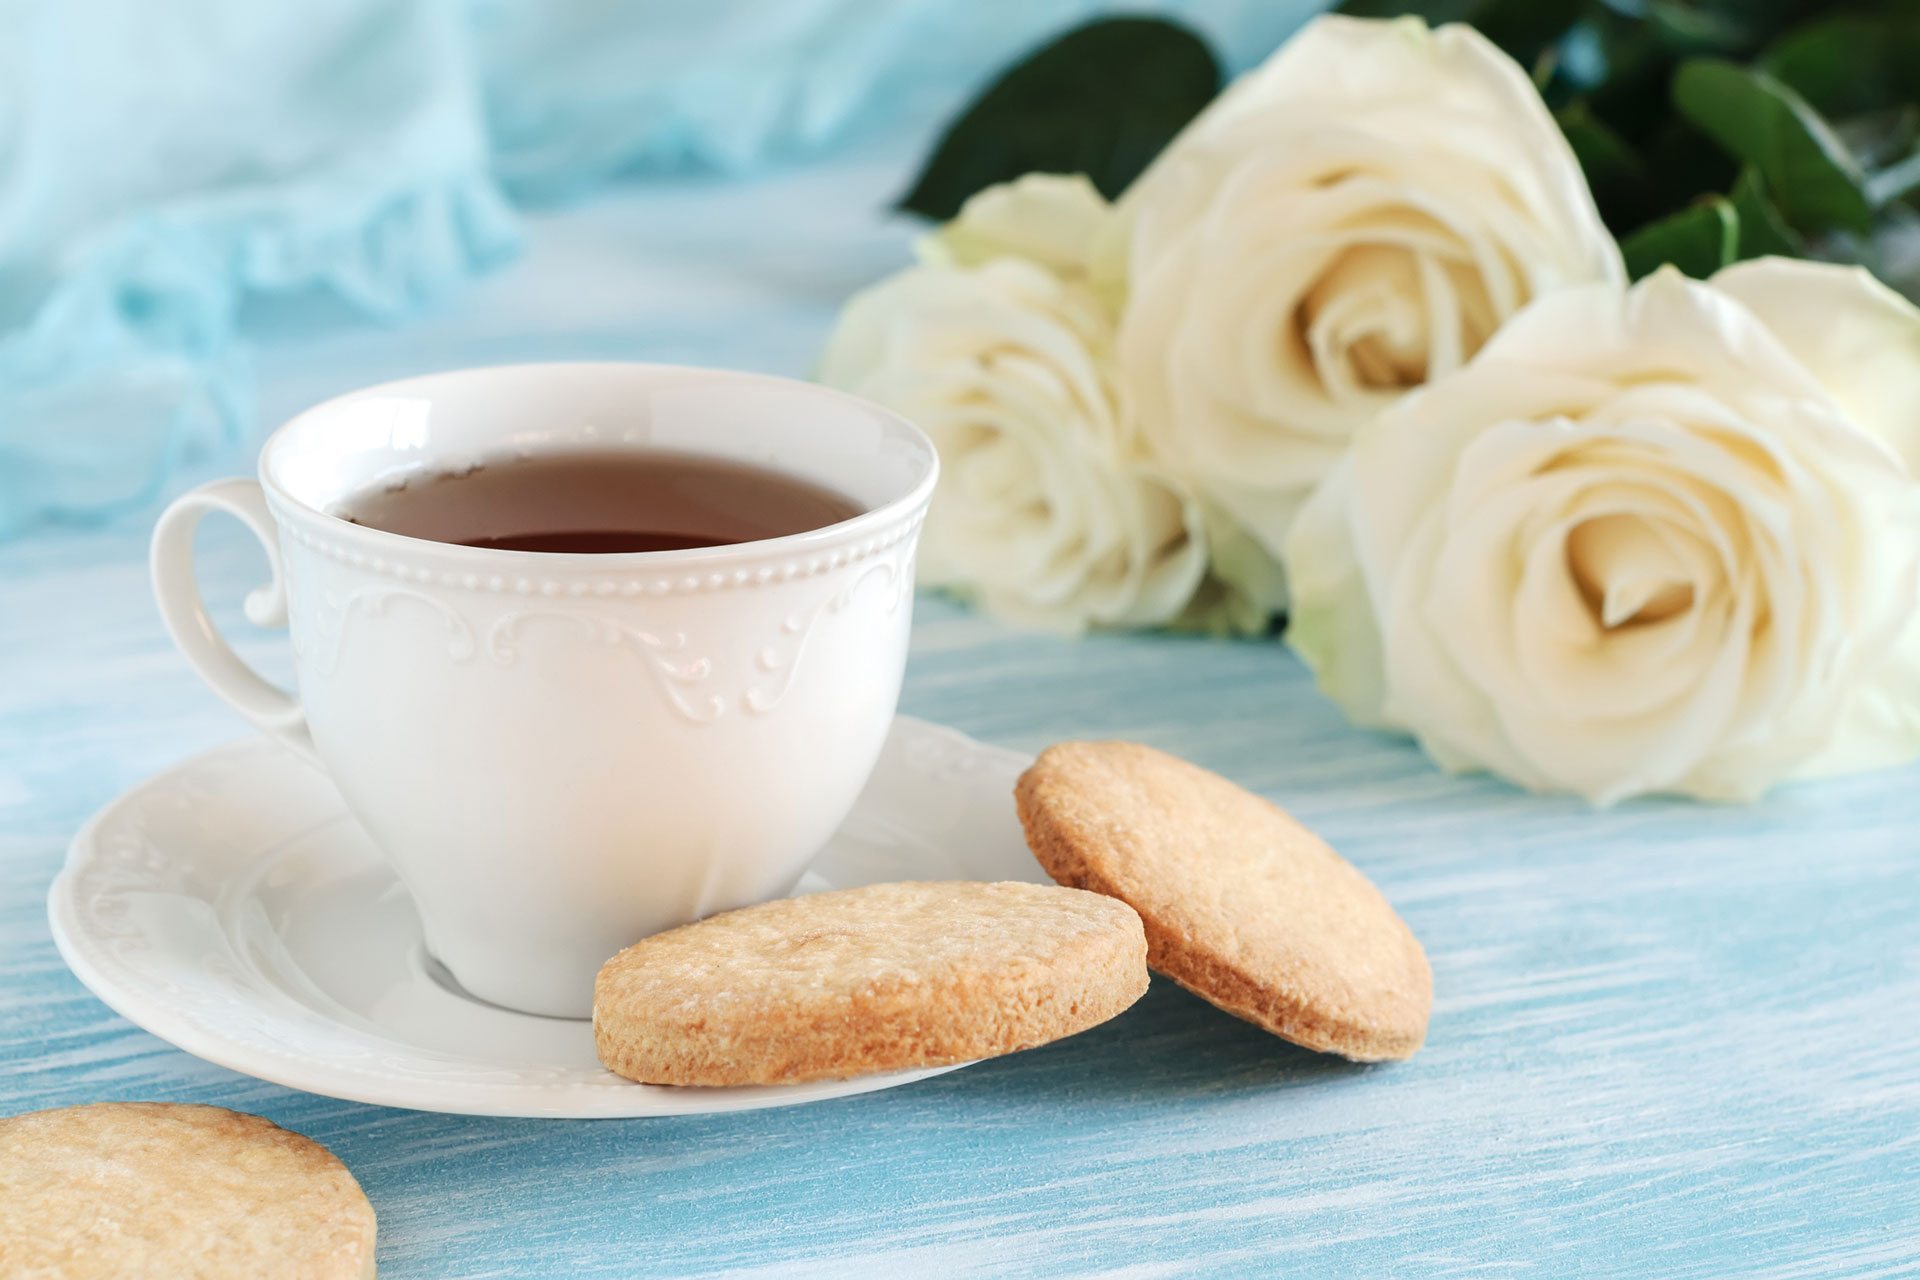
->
4, 128, 1916, 1279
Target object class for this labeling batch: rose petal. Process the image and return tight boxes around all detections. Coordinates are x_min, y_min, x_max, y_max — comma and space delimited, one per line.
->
1712, 256, 1920, 472
1285, 455, 1390, 723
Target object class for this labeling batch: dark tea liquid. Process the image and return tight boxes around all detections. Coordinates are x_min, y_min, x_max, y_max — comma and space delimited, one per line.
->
337, 451, 862, 553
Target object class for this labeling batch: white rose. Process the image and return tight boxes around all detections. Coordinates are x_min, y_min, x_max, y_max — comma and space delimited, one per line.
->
1285, 262, 1920, 803
1107, 15, 1624, 563
820, 177, 1208, 632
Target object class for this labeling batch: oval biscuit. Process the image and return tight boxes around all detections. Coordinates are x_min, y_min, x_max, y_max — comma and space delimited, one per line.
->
593, 880, 1148, 1086
1016, 741, 1432, 1061
0, 1102, 376, 1279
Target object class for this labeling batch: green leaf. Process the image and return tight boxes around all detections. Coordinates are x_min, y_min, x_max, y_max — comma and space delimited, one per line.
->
1620, 196, 1740, 279
1760, 15, 1920, 118
1556, 101, 1659, 233
897, 18, 1220, 220
1557, 102, 1645, 188
1646, 1, 1765, 57
1672, 58, 1873, 234
1728, 168, 1804, 259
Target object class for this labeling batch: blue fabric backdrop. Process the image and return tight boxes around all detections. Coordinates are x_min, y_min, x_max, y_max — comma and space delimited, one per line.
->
0, 0, 1318, 537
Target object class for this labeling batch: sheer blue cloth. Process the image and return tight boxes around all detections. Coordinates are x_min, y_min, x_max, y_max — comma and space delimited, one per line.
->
0, 0, 1314, 535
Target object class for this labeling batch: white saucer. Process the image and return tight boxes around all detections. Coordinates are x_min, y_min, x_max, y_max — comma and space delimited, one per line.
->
50, 716, 1042, 1118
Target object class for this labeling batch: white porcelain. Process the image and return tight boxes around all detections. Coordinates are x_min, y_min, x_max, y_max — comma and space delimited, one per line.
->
49, 716, 1042, 1118
150, 363, 938, 1016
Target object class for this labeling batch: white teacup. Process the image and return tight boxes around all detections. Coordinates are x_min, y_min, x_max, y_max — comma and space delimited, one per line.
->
152, 363, 936, 1017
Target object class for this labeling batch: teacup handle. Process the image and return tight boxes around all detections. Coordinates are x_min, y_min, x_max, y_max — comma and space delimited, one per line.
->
151, 478, 317, 763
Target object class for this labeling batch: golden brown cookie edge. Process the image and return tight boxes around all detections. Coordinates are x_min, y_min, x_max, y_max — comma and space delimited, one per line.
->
1015, 743, 1432, 1063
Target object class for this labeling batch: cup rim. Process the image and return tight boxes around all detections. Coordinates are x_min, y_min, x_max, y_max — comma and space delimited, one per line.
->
255, 361, 938, 567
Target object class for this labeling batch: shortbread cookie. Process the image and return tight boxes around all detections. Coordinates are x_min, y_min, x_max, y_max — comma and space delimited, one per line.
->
1016, 742, 1431, 1061
594, 880, 1148, 1085
0, 1102, 376, 1279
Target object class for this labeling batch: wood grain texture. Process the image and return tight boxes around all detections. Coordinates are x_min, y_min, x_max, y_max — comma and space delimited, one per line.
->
3, 123, 1917, 1279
